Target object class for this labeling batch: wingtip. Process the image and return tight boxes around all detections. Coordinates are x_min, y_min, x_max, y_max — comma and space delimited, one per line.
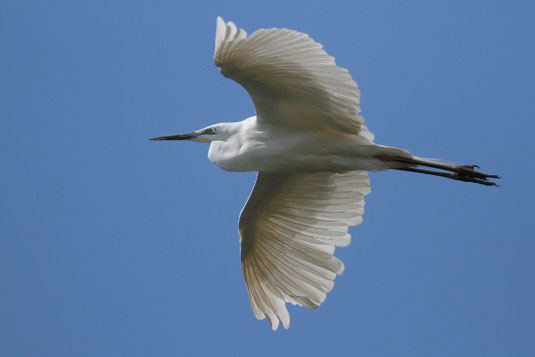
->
214, 16, 227, 57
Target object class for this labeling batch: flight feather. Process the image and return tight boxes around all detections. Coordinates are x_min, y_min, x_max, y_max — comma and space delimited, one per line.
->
239, 171, 371, 330
214, 16, 373, 139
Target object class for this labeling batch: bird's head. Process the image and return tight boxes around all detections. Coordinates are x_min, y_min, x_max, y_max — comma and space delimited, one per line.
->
149, 125, 221, 143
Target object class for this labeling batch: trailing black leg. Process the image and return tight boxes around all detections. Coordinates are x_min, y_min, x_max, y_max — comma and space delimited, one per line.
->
394, 167, 499, 186
377, 155, 500, 186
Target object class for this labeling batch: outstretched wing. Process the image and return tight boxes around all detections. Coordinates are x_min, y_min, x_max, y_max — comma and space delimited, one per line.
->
213, 17, 374, 140
239, 171, 371, 330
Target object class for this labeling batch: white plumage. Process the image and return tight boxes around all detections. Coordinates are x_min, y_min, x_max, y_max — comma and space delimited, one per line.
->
150, 17, 499, 331
239, 171, 370, 330
214, 17, 377, 330
214, 16, 373, 140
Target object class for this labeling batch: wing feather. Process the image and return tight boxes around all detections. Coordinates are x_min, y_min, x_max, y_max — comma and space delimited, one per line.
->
214, 17, 374, 139
238, 171, 370, 330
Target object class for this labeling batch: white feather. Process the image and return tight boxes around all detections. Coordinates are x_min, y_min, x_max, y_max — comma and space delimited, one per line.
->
239, 171, 370, 330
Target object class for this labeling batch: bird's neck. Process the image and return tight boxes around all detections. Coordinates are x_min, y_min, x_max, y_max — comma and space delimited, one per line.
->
214, 117, 257, 141
213, 121, 242, 141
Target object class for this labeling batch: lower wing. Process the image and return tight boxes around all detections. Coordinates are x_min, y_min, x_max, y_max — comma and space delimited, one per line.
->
238, 170, 371, 330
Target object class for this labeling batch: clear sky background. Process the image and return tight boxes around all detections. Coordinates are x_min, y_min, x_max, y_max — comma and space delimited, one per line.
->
2, 0, 534, 356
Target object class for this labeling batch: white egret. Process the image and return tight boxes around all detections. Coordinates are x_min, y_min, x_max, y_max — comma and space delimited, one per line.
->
150, 17, 499, 330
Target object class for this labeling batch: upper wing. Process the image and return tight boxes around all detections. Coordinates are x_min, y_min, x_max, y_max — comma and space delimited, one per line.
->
239, 171, 371, 330
214, 17, 373, 139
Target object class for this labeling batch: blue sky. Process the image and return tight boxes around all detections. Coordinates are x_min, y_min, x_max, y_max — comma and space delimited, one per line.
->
2, 0, 534, 356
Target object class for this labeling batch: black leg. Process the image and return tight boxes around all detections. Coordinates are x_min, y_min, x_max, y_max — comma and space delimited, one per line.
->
393, 167, 499, 186
377, 155, 500, 186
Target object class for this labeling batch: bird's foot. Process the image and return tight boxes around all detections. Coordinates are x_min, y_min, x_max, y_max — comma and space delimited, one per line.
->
459, 164, 479, 170
451, 164, 501, 186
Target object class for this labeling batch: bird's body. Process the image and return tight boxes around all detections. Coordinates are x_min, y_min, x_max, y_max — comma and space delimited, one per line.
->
207, 116, 409, 173
150, 17, 499, 331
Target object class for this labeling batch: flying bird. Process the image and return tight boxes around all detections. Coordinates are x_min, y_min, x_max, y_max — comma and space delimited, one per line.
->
150, 17, 499, 330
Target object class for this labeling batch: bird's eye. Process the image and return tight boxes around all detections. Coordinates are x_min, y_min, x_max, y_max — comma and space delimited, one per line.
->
210, 127, 216, 134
